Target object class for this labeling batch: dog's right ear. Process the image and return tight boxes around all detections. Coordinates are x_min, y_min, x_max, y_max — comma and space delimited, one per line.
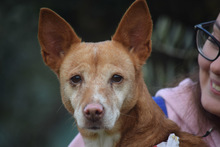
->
38, 8, 81, 74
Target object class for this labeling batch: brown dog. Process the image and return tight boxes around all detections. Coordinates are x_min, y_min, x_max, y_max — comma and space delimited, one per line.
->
38, 0, 206, 146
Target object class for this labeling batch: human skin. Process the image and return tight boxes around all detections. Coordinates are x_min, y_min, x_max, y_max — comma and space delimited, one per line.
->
199, 13, 220, 117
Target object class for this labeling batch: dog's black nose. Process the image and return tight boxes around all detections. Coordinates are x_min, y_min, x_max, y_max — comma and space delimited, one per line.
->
83, 103, 104, 122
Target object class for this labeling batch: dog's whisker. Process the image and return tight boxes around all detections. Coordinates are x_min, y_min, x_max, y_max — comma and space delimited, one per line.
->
56, 104, 64, 113
72, 120, 78, 128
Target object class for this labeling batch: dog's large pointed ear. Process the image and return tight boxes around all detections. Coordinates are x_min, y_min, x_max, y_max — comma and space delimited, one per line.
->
38, 8, 81, 74
112, 0, 152, 65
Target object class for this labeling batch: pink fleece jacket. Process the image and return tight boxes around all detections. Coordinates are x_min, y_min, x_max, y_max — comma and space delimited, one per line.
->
155, 78, 220, 147
68, 78, 220, 147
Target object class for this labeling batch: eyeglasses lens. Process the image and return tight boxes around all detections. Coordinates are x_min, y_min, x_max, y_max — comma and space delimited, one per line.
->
196, 24, 219, 60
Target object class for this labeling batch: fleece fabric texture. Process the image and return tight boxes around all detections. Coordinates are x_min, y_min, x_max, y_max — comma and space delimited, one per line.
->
155, 78, 220, 147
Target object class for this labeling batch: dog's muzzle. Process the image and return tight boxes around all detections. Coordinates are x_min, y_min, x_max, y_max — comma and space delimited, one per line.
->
83, 103, 105, 130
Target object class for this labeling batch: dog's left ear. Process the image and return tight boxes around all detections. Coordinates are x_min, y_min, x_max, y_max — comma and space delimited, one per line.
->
38, 8, 81, 74
112, 0, 152, 64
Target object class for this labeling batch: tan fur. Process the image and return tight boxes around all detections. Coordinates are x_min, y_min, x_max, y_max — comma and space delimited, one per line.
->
38, 0, 206, 146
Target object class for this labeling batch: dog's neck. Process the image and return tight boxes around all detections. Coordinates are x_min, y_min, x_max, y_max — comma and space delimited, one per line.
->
116, 78, 179, 147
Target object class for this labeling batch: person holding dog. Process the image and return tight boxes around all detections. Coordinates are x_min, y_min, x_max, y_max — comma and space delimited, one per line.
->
69, 13, 220, 147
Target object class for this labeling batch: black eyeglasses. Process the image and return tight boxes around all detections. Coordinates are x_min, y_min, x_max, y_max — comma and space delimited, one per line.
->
194, 21, 220, 61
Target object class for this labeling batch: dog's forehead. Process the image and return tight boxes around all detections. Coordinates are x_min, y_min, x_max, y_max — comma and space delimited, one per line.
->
62, 41, 134, 72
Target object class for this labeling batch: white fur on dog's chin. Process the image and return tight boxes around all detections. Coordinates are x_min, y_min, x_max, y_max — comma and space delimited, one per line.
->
83, 130, 121, 147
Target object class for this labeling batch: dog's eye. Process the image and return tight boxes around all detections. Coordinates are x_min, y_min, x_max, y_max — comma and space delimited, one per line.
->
111, 74, 123, 83
70, 75, 82, 85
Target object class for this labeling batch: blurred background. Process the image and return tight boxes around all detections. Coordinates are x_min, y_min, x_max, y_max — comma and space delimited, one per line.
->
1, 0, 219, 146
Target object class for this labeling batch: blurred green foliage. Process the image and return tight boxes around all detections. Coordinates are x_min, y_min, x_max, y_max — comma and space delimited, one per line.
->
0, 0, 219, 146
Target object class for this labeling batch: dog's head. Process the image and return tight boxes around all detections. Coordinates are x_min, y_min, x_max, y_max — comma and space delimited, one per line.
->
38, 0, 152, 132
